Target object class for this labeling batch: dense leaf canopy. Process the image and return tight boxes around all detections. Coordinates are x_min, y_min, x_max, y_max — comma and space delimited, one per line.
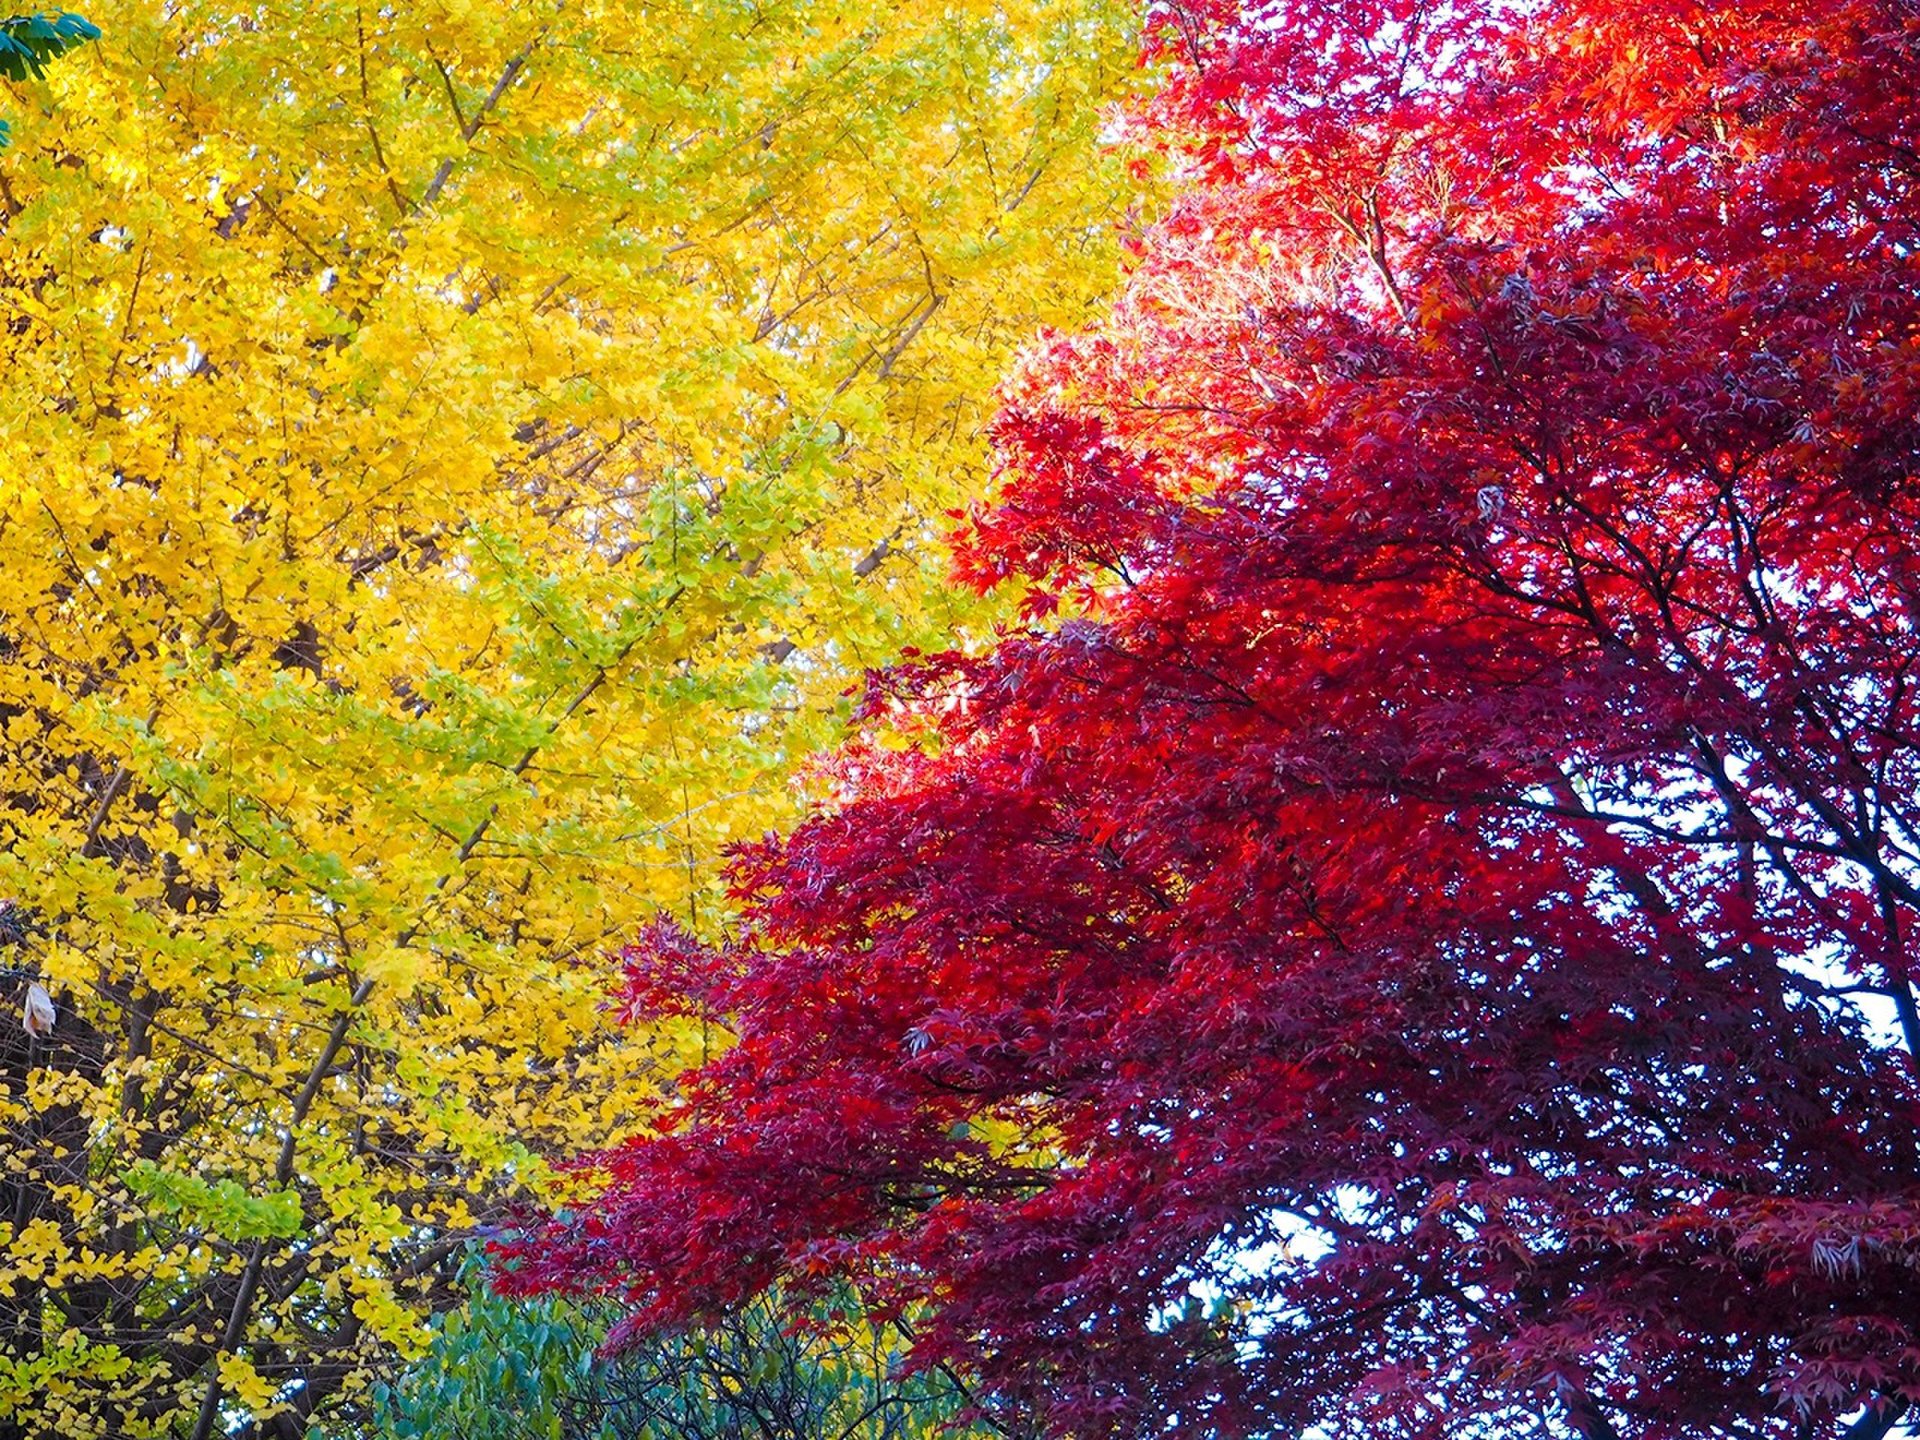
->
0, 0, 1137, 1433
501, 2, 1920, 1437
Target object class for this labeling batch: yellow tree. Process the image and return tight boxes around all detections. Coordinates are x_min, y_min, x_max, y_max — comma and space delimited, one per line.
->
0, 0, 1142, 1433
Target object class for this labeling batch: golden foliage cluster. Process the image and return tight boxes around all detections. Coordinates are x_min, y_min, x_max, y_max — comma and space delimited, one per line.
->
0, 0, 1141, 1431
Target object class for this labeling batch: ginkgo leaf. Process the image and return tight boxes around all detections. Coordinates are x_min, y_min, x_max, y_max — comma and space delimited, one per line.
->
0, 0, 1141, 1429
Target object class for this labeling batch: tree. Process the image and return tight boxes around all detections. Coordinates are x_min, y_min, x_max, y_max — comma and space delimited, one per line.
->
0, 0, 1139, 1432
532, 1296, 1011, 1440
334, 1259, 999, 1440
498, 1, 1920, 1436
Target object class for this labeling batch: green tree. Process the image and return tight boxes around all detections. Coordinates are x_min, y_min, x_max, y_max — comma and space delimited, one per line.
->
342, 1263, 1003, 1440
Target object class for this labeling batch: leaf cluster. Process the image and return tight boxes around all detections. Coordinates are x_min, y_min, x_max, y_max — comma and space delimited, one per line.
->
0, 0, 1144, 1432
0, 11, 95, 81
0, 10, 96, 147
343, 1262, 990, 1440
502, 1, 1920, 1437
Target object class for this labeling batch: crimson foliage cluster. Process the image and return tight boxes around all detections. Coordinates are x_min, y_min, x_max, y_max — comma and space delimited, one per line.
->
500, 2, 1920, 1436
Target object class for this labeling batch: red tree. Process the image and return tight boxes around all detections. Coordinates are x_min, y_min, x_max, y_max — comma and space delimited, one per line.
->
498, 2, 1920, 1435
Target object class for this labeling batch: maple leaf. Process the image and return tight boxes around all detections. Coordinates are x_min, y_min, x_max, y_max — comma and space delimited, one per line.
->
503, 2, 1920, 1438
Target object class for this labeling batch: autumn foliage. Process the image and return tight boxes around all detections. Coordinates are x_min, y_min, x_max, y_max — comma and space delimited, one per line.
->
500, 1, 1920, 1436
0, 0, 1136, 1433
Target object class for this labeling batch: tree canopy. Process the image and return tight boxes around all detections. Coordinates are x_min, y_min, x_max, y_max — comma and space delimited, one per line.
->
0, 0, 1139, 1433
499, 1, 1920, 1436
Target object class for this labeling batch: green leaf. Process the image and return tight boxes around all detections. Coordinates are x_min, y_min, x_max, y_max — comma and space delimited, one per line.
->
0, 12, 97, 79
123, 1162, 305, 1240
